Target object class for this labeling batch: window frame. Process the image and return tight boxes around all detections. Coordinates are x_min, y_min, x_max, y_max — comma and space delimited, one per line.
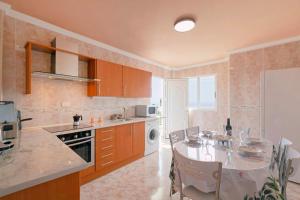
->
188, 74, 217, 111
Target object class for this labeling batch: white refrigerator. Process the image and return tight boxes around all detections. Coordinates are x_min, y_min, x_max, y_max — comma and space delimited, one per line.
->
264, 67, 300, 183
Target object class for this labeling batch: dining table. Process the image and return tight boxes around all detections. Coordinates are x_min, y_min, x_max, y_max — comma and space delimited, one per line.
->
172, 136, 273, 200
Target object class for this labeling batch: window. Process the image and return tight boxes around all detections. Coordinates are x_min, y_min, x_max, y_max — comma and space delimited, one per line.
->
188, 75, 216, 109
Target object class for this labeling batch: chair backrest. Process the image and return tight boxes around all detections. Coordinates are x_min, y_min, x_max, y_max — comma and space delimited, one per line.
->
173, 149, 222, 199
279, 137, 293, 149
169, 130, 185, 151
278, 145, 292, 199
186, 126, 200, 138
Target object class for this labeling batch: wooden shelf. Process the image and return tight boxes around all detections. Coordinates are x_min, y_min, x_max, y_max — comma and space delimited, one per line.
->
25, 41, 97, 94
26, 41, 95, 61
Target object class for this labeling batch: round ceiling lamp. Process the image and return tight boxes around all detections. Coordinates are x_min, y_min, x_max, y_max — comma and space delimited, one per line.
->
174, 18, 196, 32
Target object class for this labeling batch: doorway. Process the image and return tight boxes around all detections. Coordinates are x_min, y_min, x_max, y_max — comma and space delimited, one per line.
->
151, 76, 165, 140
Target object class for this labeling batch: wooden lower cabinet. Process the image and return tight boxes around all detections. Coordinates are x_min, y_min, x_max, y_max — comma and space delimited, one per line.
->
0, 173, 79, 200
95, 127, 116, 170
115, 124, 133, 162
132, 122, 145, 156
80, 122, 145, 185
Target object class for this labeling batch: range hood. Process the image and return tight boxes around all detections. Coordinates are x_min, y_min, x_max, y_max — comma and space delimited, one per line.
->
51, 37, 79, 77
32, 37, 98, 82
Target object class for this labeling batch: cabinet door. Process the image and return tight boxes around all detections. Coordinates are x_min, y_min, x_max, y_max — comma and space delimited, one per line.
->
98, 60, 123, 97
95, 127, 116, 171
115, 124, 133, 162
87, 60, 123, 97
123, 66, 152, 97
132, 122, 145, 156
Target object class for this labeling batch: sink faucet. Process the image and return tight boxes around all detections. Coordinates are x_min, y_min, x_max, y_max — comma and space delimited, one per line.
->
122, 107, 127, 119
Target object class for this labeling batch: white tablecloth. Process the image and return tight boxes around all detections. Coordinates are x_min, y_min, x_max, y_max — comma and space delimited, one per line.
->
174, 138, 273, 200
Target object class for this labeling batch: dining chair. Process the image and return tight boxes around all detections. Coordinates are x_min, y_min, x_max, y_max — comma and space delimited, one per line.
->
186, 126, 200, 138
169, 130, 186, 196
169, 130, 186, 152
278, 137, 293, 199
173, 148, 222, 200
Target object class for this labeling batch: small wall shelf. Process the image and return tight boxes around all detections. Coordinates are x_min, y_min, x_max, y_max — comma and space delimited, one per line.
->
25, 41, 97, 94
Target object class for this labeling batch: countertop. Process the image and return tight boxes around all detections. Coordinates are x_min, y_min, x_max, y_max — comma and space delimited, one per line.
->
0, 128, 88, 197
0, 116, 159, 197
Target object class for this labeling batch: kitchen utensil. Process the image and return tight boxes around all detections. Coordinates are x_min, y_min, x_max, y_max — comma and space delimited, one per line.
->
73, 114, 82, 126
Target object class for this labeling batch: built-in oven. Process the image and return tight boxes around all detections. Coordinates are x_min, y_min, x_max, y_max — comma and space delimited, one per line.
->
57, 130, 95, 165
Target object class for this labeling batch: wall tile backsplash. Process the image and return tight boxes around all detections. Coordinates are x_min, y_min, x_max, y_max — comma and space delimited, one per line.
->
2, 14, 170, 127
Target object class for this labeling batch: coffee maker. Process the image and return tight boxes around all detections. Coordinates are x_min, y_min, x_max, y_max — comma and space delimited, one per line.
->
0, 101, 32, 141
73, 114, 82, 126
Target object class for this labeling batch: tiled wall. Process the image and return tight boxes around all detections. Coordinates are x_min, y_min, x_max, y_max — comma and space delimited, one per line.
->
230, 41, 300, 137
173, 40, 300, 137
173, 62, 229, 133
2, 14, 171, 127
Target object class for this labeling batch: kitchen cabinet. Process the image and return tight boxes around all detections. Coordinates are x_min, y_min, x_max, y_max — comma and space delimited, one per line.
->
80, 122, 145, 185
122, 66, 152, 97
88, 60, 123, 97
115, 124, 133, 162
95, 127, 116, 171
1, 173, 79, 200
132, 122, 145, 156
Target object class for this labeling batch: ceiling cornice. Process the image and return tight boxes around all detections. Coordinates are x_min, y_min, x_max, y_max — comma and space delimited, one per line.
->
229, 35, 300, 55
172, 58, 229, 71
0, 2, 172, 71
1, 2, 300, 72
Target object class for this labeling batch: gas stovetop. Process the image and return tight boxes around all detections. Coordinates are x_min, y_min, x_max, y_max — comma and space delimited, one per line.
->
43, 123, 93, 133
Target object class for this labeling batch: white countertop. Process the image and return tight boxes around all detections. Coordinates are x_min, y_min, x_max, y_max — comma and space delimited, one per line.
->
0, 128, 88, 197
0, 117, 158, 197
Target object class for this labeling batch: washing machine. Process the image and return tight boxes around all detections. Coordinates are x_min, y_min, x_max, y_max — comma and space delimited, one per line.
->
144, 118, 160, 156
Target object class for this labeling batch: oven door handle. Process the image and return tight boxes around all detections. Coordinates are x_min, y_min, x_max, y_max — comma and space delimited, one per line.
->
67, 139, 92, 147
64, 136, 93, 144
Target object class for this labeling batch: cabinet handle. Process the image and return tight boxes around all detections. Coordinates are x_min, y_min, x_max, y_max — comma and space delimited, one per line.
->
98, 82, 101, 96
124, 85, 127, 95
101, 161, 113, 166
102, 137, 113, 141
102, 129, 113, 133
102, 145, 113, 150
102, 153, 113, 158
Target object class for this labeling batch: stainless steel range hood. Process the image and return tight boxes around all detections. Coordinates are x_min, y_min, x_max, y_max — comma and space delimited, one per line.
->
51, 37, 79, 77
32, 37, 99, 82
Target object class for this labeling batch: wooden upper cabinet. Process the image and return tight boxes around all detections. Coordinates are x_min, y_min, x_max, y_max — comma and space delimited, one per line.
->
132, 122, 145, 156
123, 66, 152, 98
115, 124, 133, 162
88, 60, 123, 97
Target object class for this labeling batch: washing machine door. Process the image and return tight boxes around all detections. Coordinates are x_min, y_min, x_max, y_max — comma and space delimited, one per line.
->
147, 127, 159, 144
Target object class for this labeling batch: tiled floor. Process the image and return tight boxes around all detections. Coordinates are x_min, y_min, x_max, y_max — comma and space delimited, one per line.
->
81, 143, 300, 200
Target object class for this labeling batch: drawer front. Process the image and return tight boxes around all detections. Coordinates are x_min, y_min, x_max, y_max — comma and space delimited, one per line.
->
96, 128, 115, 145
96, 146, 114, 156
96, 150, 115, 170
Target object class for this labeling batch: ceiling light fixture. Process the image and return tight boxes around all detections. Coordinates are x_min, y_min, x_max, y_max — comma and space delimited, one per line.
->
174, 18, 196, 32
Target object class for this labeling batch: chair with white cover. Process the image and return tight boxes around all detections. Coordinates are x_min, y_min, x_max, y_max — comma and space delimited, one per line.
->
173, 149, 222, 200
186, 126, 200, 138
270, 137, 293, 199
169, 130, 186, 196
169, 130, 186, 152
278, 137, 293, 199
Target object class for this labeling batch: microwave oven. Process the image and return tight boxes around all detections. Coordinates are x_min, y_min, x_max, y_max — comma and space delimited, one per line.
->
135, 105, 158, 117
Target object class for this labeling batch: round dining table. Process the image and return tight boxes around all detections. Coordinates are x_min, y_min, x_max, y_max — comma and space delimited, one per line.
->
173, 137, 273, 200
